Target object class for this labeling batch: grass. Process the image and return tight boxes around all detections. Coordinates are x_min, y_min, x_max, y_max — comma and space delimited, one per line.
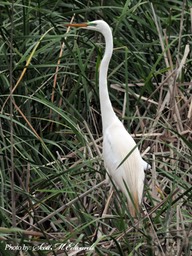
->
0, 0, 192, 255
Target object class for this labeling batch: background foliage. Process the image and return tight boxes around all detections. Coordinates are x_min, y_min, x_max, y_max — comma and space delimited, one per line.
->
0, 0, 191, 255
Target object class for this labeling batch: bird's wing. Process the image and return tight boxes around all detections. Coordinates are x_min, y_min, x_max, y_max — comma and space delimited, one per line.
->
103, 120, 145, 214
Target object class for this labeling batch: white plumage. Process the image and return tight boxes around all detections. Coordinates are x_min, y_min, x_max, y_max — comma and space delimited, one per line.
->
103, 119, 145, 216
66, 20, 150, 217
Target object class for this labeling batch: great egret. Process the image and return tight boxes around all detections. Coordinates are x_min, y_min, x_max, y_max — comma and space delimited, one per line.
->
66, 20, 150, 217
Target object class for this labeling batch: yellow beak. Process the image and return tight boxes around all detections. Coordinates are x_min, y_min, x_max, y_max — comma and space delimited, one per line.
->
65, 23, 88, 28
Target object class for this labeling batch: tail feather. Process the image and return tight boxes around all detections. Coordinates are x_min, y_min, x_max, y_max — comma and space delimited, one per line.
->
128, 191, 139, 217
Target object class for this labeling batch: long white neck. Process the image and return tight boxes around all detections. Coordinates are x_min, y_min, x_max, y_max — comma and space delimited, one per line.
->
99, 26, 117, 132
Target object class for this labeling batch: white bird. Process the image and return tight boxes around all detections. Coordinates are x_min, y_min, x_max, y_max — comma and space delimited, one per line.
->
66, 20, 150, 217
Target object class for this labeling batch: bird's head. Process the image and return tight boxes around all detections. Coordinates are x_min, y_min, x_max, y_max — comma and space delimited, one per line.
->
65, 20, 110, 34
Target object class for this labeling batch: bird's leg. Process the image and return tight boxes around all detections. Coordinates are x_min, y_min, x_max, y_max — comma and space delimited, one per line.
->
102, 187, 114, 216
95, 186, 114, 240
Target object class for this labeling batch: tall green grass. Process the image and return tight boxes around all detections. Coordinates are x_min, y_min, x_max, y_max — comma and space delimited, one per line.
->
0, 0, 191, 255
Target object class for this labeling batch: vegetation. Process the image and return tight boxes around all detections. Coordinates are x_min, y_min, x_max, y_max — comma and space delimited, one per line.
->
0, 0, 191, 255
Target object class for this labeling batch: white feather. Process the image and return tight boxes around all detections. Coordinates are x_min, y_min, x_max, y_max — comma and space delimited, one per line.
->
67, 20, 150, 217
103, 118, 145, 213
